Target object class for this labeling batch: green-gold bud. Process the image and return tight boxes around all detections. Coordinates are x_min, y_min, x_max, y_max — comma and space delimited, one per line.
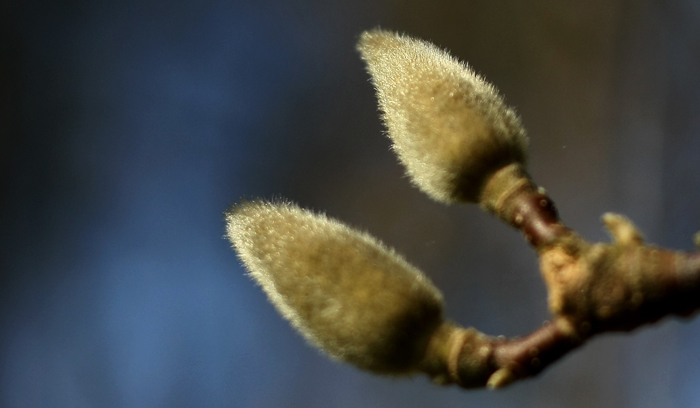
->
358, 29, 528, 203
226, 200, 445, 374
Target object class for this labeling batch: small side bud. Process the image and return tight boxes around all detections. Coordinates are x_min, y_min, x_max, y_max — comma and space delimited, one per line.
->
358, 29, 527, 203
602, 213, 644, 246
487, 368, 516, 389
226, 200, 444, 374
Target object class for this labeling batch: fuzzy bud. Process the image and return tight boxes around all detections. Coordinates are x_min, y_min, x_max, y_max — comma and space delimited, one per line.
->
358, 29, 528, 203
226, 200, 444, 374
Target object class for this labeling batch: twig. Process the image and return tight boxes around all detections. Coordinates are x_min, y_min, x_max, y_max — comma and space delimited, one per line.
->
417, 163, 700, 388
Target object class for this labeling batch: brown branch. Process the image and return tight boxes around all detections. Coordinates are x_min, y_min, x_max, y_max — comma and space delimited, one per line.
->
417, 163, 700, 389
420, 318, 581, 389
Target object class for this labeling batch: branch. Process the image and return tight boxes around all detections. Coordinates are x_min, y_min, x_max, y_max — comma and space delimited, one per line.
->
418, 163, 700, 388
420, 317, 580, 389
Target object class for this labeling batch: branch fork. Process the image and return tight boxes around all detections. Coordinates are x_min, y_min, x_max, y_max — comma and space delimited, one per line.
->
418, 163, 700, 388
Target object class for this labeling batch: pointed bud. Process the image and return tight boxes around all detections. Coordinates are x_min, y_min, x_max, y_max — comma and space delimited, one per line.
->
226, 200, 444, 374
358, 29, 528, 203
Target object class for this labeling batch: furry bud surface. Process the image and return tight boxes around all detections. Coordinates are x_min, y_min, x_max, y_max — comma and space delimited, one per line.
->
226, 200, 444, 373
358, 29, 528, 203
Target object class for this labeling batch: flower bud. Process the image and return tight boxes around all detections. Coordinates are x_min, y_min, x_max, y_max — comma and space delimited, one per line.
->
226, 200, 444, 374
358, 29, 528, 203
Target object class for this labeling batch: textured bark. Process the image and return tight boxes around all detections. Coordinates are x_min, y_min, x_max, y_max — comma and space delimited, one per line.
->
417, 164, 700, 388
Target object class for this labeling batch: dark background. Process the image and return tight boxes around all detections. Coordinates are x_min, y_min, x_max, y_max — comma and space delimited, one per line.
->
2, 1, 700, 407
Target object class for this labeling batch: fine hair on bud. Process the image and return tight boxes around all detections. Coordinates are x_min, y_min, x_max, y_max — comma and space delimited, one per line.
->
226, 200, 444, 374
358, 29, 528, 203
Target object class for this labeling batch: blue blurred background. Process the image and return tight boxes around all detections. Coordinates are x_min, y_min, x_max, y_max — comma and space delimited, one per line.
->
2, 1, 700, 407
